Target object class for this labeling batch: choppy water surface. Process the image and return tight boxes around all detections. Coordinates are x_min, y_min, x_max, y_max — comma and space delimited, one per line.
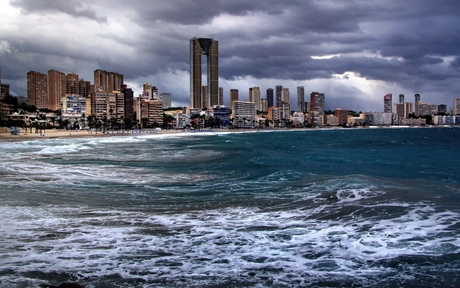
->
1, 128, 459, 287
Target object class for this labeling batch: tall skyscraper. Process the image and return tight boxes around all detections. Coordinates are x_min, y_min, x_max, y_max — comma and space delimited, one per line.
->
310, 92, 325, 116
64, 73, 91, 99
94, 69, 124, 92
275, 85, 283, 107
27, 71, 48, 109
253, 87, 261, 111
122, 85, 134, 122
281, 87, 290, 104
414, 93, 421, 103
248, 87, 254, 102
190, 37, 218, 109
384, 93, 392, 113
230, 89, 239, 108
266, 88, 274, 108
297, 86, 305, 112
399, 94, 404, 104
47, 70, 66, 110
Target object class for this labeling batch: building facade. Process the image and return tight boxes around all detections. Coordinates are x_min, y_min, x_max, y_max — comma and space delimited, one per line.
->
232, 101, 256, 128
384, 93, 392, 113
282, 88, 290, 104
160, 93, 172, 109
190, 37, 219, 109
94, 69, 124, 92
297, 86, 305, 112
47, 70, 66, 110
454, 98, 460, 116
230, 89, 239, 108
310, 92, 325, 116
335, 108, 348, 125
27, 71, 48, 109
266, 88, 274, 108
275, 85, 282, 107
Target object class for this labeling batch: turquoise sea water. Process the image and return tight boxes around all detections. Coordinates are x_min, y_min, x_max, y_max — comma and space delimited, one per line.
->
0, 128, 459, 287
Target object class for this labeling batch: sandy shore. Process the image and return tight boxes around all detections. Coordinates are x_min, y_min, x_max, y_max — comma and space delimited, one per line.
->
0, 128, 184, 141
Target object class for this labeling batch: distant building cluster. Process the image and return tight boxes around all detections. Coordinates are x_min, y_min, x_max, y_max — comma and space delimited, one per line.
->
4, 68, 175, 129
3, 36, 460, 131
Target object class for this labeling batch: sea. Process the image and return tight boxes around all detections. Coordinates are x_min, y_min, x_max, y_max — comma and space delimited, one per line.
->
0, 127, 459, 288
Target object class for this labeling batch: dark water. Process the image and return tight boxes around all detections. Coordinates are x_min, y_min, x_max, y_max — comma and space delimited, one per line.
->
0, 128, 459, 287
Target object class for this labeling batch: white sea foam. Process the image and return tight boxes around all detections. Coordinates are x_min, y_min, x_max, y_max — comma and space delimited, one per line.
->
1, 198, 458, 286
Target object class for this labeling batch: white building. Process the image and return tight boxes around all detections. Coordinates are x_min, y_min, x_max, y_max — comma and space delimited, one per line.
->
232, 101, 256, 128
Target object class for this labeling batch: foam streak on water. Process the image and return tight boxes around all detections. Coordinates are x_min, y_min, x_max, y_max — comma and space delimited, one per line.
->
1, 128, 460, 287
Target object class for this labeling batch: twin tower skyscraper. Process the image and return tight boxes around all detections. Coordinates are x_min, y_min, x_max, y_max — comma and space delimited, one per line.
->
190, 37, 219, 109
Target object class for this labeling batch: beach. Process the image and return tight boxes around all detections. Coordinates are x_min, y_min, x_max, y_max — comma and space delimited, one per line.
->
0, 127, 186, 141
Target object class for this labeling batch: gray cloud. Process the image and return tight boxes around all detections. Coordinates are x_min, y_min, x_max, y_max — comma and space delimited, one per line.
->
2, 0, 460, 111
10, 0, 107, 22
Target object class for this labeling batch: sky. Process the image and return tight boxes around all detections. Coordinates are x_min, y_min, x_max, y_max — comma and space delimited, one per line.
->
1, 0, 460, 112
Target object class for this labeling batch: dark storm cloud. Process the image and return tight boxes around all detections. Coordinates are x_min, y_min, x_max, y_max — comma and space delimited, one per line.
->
2, 0, 460, 109
10, 0, 107, 22
126, 0, 287, 25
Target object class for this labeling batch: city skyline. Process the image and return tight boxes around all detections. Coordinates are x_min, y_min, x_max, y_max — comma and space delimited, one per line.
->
1, 1, 460, 111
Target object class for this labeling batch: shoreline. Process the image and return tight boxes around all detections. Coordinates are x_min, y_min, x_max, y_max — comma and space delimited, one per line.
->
0, 128, 188, 142
0, 125, 458, 142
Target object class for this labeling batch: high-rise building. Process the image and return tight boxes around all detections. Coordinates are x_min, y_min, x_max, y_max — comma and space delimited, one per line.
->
94, 69, 124, 92
438, 104, 447, 114
65, 73, 91, 98
399, 94, 404, 104
394, 102, 412, 119
190, 37, 218, 109
232, 101, 256, 128
310, 92, 325, 116
91, 92, 109, 120
414, 93, 421, 103
48, 70, 66, 110
0, 84, 9, 100
27, 71, 48, 109
139, 99, 163, 127
268, 106, 281, 122
260, 98, 268, 113
160, 93, 172, 109
141, 83, 159, 100
280, 101, 290, 121
454, 98, 460, 115
282, 88, 290, 104
297, 86, 305, 112
266, 88, 274, 108
219, 87, 223, 106
121, 86, 134, 122
417, 103, 438, 116
248, 87, 253, 104
384, 93, 392, 113
252, 87, 260, 111
275, 85, 282, 107
230, 89, 239, 108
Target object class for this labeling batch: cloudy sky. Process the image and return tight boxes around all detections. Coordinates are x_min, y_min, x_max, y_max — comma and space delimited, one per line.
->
1, 0, 460, 112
